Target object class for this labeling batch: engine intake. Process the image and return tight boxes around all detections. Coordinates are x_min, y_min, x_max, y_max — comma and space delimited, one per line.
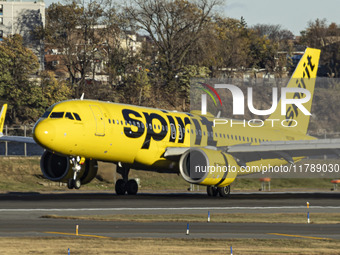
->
40, 151, 98, 184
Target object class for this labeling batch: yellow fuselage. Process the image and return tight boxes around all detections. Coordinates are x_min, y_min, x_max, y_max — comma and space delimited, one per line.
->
33, 99, 314, 174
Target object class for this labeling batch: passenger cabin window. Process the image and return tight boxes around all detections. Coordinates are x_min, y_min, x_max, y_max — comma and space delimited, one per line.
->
65, 112, 74, 120
50, 112, 64, 118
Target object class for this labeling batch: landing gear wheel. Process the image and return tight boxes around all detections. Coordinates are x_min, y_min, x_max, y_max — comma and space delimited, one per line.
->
67, 179, 74, 189
74, 179, 81, 189
115, 179, 127, 195
126, 179, 138, 195
218, 186, 230, 197
207, 186, 218, 197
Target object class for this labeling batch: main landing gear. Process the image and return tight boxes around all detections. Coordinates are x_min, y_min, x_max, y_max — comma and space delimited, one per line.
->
207, 185, 230, 198
115, 163, 138, 195
67, 157, 82, 190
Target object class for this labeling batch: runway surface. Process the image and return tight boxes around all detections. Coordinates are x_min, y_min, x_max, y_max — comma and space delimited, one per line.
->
1, 191, 340, 239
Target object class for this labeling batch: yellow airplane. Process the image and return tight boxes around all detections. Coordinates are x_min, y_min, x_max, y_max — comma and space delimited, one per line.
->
1, 48, 339, 197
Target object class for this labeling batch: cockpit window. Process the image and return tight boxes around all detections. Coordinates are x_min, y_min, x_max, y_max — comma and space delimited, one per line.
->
73, 113, 82, 121
65, 112, 74, 120
42, 111, 51, 118
50, 112, 64, 118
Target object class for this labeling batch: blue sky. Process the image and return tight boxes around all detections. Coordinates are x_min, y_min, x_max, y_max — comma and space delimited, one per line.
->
223, 0, 340, 35
44, 0, 340, 36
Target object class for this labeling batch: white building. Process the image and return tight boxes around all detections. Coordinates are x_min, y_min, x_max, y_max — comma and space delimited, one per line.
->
0, 0, 45, 68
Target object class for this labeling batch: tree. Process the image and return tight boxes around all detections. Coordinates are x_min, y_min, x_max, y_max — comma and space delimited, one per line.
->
40, 71, 72, 108
210, 17, 250, 77
0, 35, 72, 124
252, 24, 294, 46
116, 70, 153, 106
126, 0, 220, 85
0, 34, 39, 123
300, 19, 340, 77
300, 19, 329, 48
43, 1, 108, 97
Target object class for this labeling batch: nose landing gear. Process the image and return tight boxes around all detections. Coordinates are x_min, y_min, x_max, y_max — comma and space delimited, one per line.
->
67, 157, 82, 189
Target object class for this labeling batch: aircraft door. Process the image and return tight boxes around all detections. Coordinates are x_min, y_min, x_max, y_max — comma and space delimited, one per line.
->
89, 105, 105, 136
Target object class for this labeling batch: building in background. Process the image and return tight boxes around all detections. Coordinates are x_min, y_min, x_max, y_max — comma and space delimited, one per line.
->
0, 0, 45, 69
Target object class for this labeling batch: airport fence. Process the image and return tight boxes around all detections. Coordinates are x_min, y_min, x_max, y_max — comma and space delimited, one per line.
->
0, 125, 44, 156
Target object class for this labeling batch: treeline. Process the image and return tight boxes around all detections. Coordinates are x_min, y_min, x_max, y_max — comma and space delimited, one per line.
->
0, 0, 340, 125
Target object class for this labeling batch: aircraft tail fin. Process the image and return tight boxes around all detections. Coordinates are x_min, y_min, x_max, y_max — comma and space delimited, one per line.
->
267, 48, 321, 134
0, 104, 8, 136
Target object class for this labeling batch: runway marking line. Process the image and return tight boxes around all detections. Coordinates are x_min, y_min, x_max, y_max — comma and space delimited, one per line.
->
44, 231, 110, 239
268, 233, 331, 240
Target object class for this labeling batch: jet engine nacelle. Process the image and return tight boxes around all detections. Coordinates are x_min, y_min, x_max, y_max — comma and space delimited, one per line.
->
179, 148, 238, 187
40, 151, 98, 184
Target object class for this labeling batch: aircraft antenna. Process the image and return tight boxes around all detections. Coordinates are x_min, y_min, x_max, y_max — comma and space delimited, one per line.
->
80, 93, 85, 100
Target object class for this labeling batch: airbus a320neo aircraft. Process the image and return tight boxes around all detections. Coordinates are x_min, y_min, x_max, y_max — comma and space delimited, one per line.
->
1, 48, 340, 197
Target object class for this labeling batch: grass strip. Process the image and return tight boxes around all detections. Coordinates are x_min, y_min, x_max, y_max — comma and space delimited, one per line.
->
0, 237, 339, 254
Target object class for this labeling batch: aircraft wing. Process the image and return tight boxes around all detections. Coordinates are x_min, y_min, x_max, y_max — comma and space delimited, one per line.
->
0, 136, 36, 144
226, 139, 340, 164
164, 139, 340, 164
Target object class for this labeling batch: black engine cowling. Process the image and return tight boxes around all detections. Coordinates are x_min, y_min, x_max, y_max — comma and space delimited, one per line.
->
40, 151, 98, 184
179, 148, 238, 187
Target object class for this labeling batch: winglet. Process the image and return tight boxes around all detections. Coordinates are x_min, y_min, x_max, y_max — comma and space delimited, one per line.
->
0, 104, 8, 136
